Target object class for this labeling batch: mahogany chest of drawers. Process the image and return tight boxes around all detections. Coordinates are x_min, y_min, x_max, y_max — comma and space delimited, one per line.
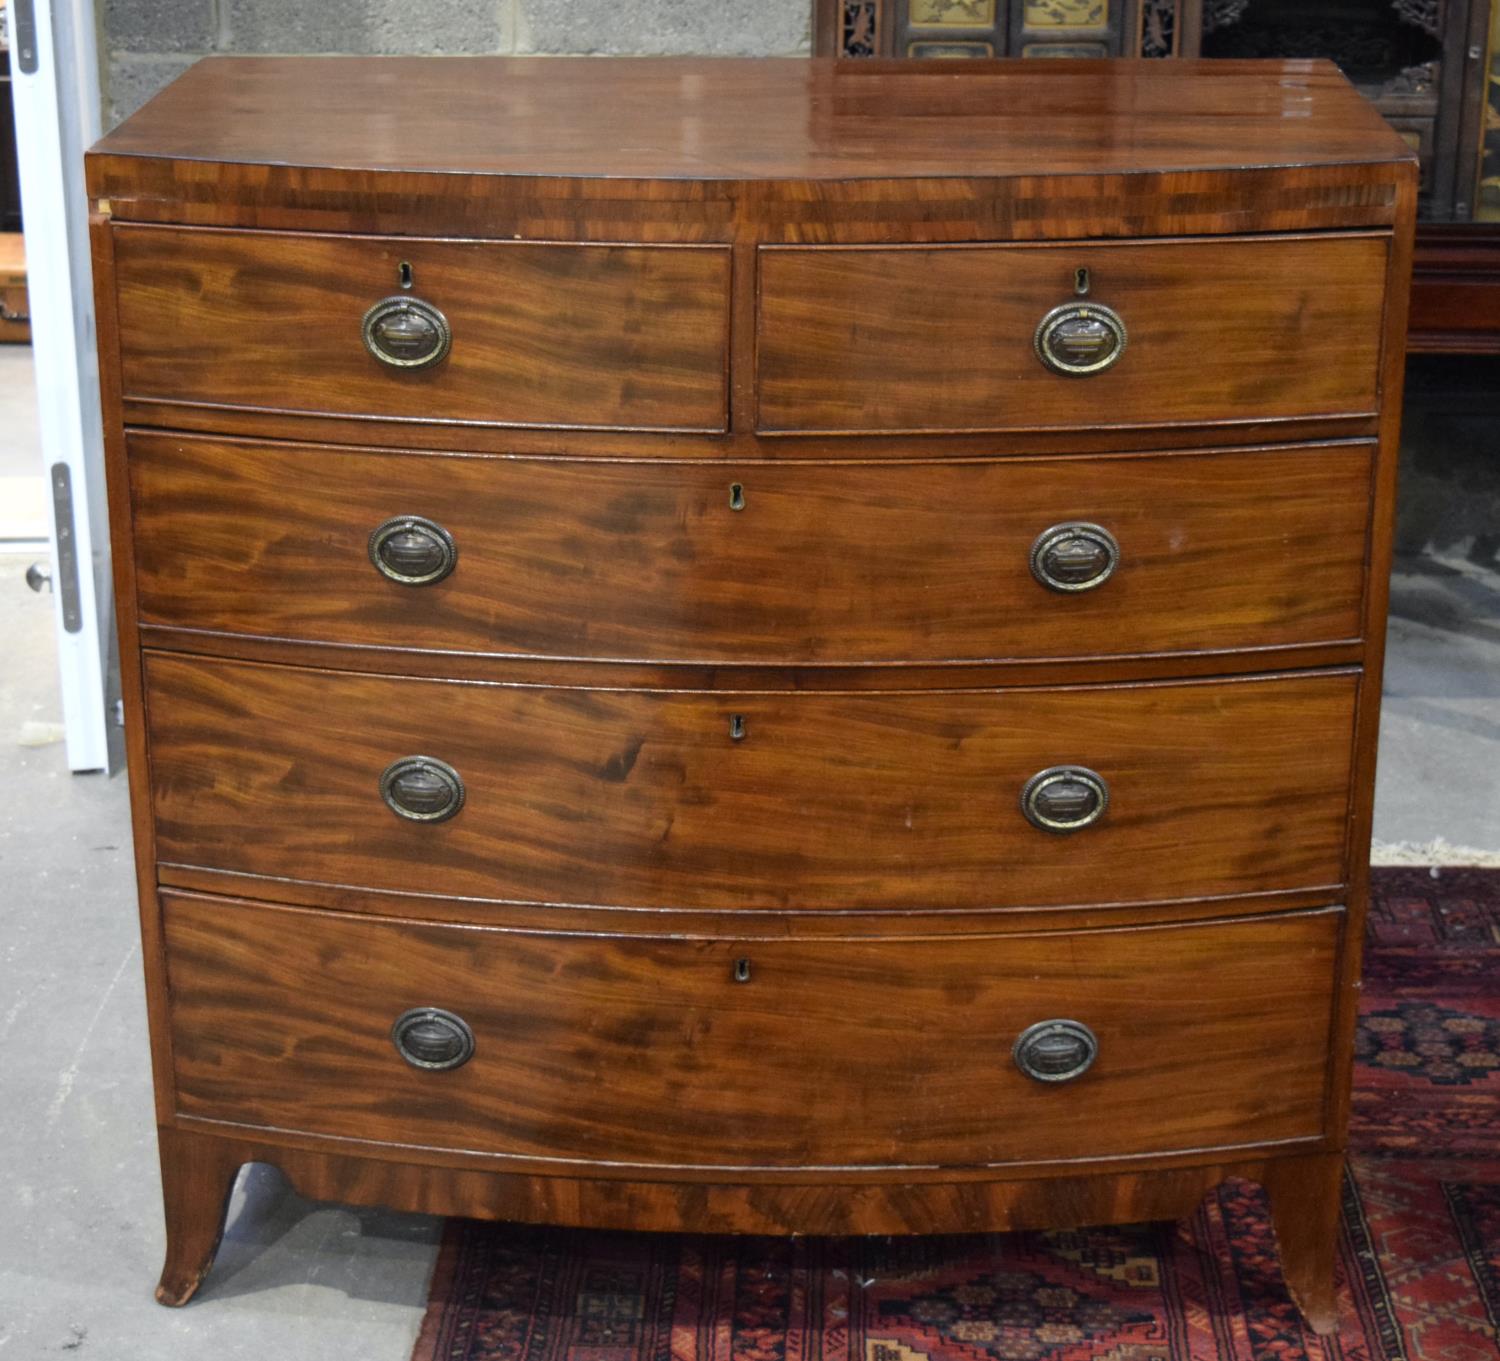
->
87, 56, 1416, 1330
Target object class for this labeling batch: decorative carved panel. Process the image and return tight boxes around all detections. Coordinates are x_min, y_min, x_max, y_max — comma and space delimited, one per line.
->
910, 0, 997, 23
1140, 0, 1182, 54
1024, 0, 1109, 29
1201, 0, 1250, 31
819, 0, 1144, 56
1392, 0, 1444, 37
839, 0, 881, 55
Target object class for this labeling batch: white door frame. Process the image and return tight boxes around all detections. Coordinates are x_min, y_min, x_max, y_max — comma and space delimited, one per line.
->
8, 0, 118, 772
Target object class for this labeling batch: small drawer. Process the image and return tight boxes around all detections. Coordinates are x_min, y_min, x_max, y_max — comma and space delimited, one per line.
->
111, 225, 731, 431
756, 234, 1389, 434
145, 655, 1358, 912
163, 892, 1340, 1169
129, 434, 1373, 665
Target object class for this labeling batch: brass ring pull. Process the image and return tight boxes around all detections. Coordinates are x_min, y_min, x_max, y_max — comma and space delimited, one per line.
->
1030, 522, 1119, 593
1013, 1019, 1098, 1083
369, 515, 457, 586
362, 295, 451, 370
1034, 302, 1126, 377
1021, 765, 1109, 834
391, 1007, 475, 1071
380, 756, 465, 823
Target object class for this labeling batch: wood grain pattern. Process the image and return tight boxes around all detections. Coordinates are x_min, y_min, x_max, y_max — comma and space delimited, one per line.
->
757, 235, 1390, 433
127, 433, 1374, 666
86, 63, 1413, 246
1265, 1151, 1345, 1335
162, 892, 1339, 1170
1321, 169, 1419, 1153
133, 626, 1372, 695
152, 868, 1348, 937
150, 1124, 1342, 1307
89, 215, 183, 1126
111, 226, 731, 431
90, 159, 1409, 246
145, 655, 1359, 912
118, 400, 1384, 461
87, 59, 1417, 1318
1406, 223, 1500, 355
90, 58, 1411, 187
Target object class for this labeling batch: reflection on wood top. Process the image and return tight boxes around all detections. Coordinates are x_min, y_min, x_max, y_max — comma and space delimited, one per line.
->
91, 56, 1414, 184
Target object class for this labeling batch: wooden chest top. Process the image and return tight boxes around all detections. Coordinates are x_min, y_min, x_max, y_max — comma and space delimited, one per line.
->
87, 57, 1415, 242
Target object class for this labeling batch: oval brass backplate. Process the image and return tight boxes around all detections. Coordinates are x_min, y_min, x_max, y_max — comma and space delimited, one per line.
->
1020, 765, 1109, 834
1033, 302, 1127, 377
368, 515, 458, 586
380, 755, 466, 823
391, 1007, 475, 1071
361, 295, 452, 370
1030, 522, 1120, 593
1013, 1018, 1099, 1083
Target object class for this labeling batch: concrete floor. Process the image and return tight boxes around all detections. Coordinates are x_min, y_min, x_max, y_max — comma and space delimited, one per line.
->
0, 554, 441, 1352
1, 345, 1498, 1357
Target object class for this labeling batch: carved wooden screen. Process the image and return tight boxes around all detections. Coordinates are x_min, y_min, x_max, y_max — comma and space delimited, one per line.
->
814, 1, 1194, 58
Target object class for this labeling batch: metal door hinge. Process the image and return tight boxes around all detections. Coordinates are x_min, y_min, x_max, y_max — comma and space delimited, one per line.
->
50, 463, 83, 633
12, 0, 39, 73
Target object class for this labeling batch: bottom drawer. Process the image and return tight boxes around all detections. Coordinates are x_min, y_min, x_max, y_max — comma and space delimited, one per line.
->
164, 893, 1342, 1172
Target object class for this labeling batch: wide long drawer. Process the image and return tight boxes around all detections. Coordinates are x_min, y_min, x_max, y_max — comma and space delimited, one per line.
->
757, 234, 1389, 434
129, 434, 1373, 665
145, 656, 1358, 911
164, 892, 1341, 1169
111, 225, 731, 431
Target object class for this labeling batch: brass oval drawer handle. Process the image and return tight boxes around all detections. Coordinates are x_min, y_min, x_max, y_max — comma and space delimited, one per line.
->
1033, 302, 1127, 377
380, 755, 465, 823
1021, 765, 1109, 834
391, 1007, 475, 1071
1030, 522, 1119, 593
1013, 1019, 1098, 1083
369, 515, 458, 586
361, 295, 452, 370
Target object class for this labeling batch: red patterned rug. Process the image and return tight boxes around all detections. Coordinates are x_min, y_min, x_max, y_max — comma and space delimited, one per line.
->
413, 868, 1500, 1361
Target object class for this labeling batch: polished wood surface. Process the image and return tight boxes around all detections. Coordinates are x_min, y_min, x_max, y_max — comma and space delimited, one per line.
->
163, 892, 1339, 1170
1406, 223, 1500, 354
152, 1125, 1346, 1319
92, 57, 1412, 184
89, 57, 1414, 1318
758, 235, 1389, 433
128, 434, 1374, 666
112, 226, 731, 432
85, 62, 1414, 245
145, 655, 1358, 911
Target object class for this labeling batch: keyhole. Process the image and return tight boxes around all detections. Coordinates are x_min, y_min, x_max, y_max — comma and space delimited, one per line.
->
399, 260, 414, 290
1074, 266, 1090, 297
729, 482, 745, 511
733, 958, 752, 983
729, 714, 746, 741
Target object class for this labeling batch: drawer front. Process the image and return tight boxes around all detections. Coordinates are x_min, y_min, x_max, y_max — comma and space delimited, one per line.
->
757, 235, 1388, 434
130, 434, 1372, 664
164, 893, 1339, 1168
112, 226, 730, 431
146, 656, 1357, 910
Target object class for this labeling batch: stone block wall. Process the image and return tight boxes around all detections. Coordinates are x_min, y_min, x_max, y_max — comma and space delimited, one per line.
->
100, 0, 812, 126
